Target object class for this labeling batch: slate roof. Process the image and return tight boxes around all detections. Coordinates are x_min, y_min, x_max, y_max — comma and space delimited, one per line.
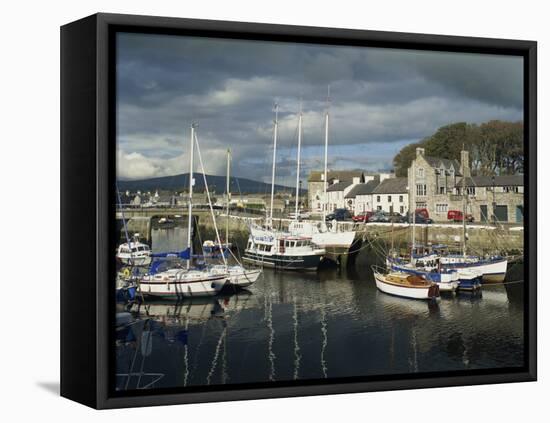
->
372, 177, 408, 194
344, 180, 380, 198
308, 170, 364, 183
326, 181, 354, 192
422, 156, 461, 174
456, 175, 523, 187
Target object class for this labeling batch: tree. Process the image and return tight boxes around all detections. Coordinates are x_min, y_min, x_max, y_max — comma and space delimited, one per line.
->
393, 120, 523, 176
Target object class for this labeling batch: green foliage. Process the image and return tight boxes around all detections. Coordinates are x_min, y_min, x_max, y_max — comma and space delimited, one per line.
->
393, 120, 523, 177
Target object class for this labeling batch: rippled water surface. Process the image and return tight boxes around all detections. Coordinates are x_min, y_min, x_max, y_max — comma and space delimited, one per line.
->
115, 227, 525, 391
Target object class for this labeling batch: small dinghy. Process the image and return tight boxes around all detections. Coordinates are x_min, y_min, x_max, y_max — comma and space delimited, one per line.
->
372, 266, 440, 300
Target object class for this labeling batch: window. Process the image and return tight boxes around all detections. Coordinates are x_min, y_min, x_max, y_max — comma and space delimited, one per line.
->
400, 206, 404, 214
439, 186, 445, 194
377, 206, 382, 211
436, 204, 448, 213
387, 195, 392, 203
376, 195, 380, 202
417, 167, 424, 178
416, 184, 427, 196
503, 186, 519, 193
399, 195, 403, 202
467, 186, 476, 195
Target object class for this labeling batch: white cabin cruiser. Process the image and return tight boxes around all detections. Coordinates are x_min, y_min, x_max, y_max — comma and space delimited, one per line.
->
244, 225, 325, 270
116, 236, 152, 266
288, 220, 355, 249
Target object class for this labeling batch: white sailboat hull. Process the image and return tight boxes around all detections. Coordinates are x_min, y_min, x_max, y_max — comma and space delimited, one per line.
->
139, 273, 227, 299
311, 230, 356, 249
210, 266, 262, 288
441, 257, 508, 283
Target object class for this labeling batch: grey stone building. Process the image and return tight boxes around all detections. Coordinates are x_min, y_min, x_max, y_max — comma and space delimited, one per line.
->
408, 147, 524, 223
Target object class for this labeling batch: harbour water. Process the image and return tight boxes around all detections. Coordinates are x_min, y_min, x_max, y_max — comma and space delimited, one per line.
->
115, 227, 525, 391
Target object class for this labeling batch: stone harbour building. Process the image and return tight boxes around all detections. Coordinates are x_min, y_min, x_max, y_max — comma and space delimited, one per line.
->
408, 147, 524, 223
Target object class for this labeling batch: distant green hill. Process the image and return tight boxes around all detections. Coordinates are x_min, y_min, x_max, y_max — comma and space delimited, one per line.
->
118, 173, 305, 195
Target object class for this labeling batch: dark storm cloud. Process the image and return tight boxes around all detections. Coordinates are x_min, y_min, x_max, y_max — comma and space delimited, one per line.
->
116, 32, 523, 182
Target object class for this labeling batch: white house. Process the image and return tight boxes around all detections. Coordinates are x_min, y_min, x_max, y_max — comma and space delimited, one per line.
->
326, 174, 369, 211
345, 180, 381, 213
372, 177, 409, 214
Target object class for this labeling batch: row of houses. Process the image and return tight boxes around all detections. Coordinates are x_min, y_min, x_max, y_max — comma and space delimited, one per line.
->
308, 171, 410, 215
307, 148, 524, 223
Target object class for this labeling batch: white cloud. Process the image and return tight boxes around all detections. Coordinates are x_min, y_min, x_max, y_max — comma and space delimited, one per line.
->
117, 145, 230, 180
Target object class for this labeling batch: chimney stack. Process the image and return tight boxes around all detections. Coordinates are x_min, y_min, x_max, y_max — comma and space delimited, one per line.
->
416, 147, 425, 157
460, 150, 471, 177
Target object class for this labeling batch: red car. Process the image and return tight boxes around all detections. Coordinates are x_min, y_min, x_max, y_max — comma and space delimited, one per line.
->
352, 211, 374, 222
447, 210, 474, 222
415, 208, 430, 219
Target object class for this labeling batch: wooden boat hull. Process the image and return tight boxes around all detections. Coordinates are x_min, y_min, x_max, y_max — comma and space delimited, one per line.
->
373, 272, 439, 300
387, 261, 458, 292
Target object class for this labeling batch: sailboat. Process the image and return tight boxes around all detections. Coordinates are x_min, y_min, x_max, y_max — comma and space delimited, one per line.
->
202, 148, 233, 257
432, 173, 507, 283
138, 124, 229, 299
385, 159, 462, 292
288, 89, 356, 251
244, 103, 326, 271
195, 145, 262, 289
388, 152, 506, 285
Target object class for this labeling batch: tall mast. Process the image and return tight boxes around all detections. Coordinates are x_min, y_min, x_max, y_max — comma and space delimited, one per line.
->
116, 184, 131, 245
462, 147, 467, 257
268, 104, 279, 227
411, 162, 416, 261
294, 102, 303, 220
323, 86, 330, 220
186, 124, 195, 270
226, 148, 231, 244
194, 130, 227, 267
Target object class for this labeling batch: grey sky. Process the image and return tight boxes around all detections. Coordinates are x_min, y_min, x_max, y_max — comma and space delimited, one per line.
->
116, 32, 523, 185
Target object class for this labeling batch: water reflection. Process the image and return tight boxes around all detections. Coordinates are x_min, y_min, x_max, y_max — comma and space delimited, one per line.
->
115, 228, 525, 391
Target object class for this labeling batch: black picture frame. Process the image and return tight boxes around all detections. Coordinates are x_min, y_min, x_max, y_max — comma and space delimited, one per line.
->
60, 12, 537, 409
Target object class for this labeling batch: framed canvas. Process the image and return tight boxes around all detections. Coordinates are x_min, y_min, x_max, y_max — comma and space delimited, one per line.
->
60, 13, 537, 409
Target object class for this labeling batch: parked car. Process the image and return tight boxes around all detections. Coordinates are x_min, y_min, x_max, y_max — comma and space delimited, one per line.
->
369, 211, 391, 223
352, 211, 374, 223
415, 208, 430, 219
388, 212, 406, 223
325, 208, 352, 221
406, 212, 433, 224
447, 210, 474, 222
